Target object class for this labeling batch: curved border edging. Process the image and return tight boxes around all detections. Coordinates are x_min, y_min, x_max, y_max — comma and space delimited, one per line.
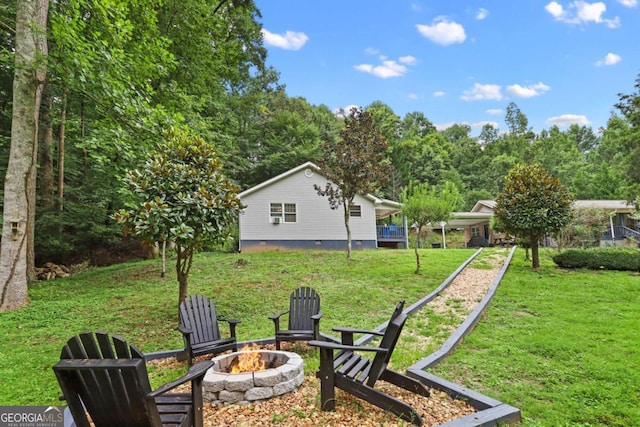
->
406, 245, 521, 426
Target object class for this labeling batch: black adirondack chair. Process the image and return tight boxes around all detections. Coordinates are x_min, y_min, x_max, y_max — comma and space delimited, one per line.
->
53, 331, 212, 427
269, 286, 322, 350
309, 301, 431, 426
179, 294, 240, 366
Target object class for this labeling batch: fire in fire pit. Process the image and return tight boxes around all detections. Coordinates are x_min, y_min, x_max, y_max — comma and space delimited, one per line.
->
228, 343, 267, 373
203, 347, 304, 406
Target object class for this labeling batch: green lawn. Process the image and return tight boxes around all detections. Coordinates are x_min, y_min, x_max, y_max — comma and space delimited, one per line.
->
0, 248, 473, 406
2, 247, 638, 427
432, 248, 640, 426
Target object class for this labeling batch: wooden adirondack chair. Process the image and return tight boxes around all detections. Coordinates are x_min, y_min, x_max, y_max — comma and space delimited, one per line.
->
269, 286, 322, 350
179, 294, 240, 366
309, 301, 431, 426
53, 331, 212, 427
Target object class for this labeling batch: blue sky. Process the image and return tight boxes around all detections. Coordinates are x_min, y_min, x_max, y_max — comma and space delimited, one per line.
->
254, 1, 640, 134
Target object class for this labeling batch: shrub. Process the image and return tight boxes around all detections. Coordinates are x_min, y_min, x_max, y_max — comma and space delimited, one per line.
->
552, 248, 640, 271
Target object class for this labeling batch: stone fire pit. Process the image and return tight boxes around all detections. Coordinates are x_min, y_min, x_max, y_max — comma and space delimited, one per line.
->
203, 349, 304, 405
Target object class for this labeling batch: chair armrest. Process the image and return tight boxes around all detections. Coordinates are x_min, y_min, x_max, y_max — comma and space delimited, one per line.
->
178, 324, 193, 335
310, 311, 323, 321
218, 317, 241, 325
332, 327, 384, 336
308, 340, 389, 354
148, 360, 214, 398
268, 310, 289, 321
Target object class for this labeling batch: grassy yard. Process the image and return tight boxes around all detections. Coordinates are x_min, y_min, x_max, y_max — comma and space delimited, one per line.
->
432, 248, 640, 426
0, 248, 473, 406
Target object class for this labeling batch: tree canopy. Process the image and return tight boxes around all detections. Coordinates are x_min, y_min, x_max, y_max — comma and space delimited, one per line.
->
494, 163, 573, 269
314, 107, 392, 259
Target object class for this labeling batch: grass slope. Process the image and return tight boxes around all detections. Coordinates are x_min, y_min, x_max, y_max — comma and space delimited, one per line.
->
432, 248, 640, 427
0, 249, 472, 406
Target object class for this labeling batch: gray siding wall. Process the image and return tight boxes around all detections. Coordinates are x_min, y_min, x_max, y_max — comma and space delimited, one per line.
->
239, 168, 377, 244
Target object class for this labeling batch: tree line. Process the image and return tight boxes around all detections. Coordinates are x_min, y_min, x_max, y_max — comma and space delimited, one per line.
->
1, 0, 639, 310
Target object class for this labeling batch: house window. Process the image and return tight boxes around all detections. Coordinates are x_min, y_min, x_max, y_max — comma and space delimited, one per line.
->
270, 203, 296, 223
350, 205, 362, 217
471, 226, 480, 237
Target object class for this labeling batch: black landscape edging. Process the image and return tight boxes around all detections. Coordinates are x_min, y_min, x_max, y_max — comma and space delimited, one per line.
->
145, 246, 522, 426
406, 245, 522, 426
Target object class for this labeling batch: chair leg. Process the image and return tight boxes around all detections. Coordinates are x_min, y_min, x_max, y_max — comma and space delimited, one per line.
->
380, 369, 430, 397
317, 347, 335, 411
335, 377, 423, 426
275, 338, 281, 350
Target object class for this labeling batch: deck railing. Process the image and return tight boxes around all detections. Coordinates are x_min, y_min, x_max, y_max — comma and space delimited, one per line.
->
377, 225, 406, 240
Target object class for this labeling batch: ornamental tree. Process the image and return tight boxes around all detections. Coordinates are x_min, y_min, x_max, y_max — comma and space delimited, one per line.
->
314, 107, 393, 259
113, 128, 243, 307
494, 163, 573, 269
401, 181, 460, 274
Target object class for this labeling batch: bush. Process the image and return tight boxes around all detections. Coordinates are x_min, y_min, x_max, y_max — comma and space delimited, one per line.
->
552, 248, 640, 271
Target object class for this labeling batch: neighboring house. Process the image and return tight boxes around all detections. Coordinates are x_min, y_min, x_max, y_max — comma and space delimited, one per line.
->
238, 162, 407, 252
447, 199, 639, 247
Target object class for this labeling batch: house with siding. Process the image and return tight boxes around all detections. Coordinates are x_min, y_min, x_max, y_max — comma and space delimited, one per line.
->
447, 199, 639, 247
238, 162, 407, 252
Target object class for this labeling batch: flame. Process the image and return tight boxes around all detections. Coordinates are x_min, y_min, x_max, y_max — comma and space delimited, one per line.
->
229, 343, 266, 373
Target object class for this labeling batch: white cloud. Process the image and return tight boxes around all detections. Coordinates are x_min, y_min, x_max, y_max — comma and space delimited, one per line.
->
476, 8, 489, 20
618, 0, 637, 7
596, 52, 621, 66
408, 93, 418, 100
333, 105, 360, 117
399, 55, 417, 65
486, 109, 503, 115
433, 91, 446, 97
261, 29, 309, 50
545, 1, 621, 28
546, 114, 591, 126
545, 1, 566, 18
435, 122, 457, 131
506, 82, 550, 98
461, 83, 503, 101
472, 121, 499, 129
354, 55, 416, 79
416, 17, 466, 45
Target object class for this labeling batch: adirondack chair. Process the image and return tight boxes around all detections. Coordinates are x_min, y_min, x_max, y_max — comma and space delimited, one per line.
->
179, 294, 240, 366
309, 301, 431, 426
53, 331, 212, 427
269, 286, 322, 350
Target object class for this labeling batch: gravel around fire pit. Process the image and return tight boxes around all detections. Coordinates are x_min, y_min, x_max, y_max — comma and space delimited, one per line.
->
151, 250, 507, 426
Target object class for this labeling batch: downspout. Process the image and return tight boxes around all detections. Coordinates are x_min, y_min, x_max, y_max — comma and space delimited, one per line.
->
403, 215, 409, 249
609, 213, 616, 247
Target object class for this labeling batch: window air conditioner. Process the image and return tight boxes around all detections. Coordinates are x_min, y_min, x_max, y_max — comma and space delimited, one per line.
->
271, 217, 281, 224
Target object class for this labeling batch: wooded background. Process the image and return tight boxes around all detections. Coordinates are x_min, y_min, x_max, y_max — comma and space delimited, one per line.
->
1, 0, 639, 268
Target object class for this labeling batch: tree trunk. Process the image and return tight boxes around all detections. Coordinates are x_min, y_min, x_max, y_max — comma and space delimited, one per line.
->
38, 85, 54, 207
57, 87, 67, 212
175, 244, 194, 308
0, 0, 49, 311
531, 241, 540, 270
343, 202, 352, 260
414, 244, 421, 274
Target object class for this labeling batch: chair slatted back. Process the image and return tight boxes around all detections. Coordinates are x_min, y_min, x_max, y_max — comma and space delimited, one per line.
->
55, 332, 161, 427
180, 294, 222, 345
288, 287, 321, 331
366, 300, 406, 387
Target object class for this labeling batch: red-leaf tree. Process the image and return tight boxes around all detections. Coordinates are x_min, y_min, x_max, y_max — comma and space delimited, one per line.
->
314, 108, 393, 259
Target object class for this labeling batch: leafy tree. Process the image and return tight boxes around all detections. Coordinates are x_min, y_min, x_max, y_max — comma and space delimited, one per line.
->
1, 0, 48, 311
494, 163, 573, 269
401, 181, 458, 273
315, 107, 392, 259
113, 128, 243, 308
